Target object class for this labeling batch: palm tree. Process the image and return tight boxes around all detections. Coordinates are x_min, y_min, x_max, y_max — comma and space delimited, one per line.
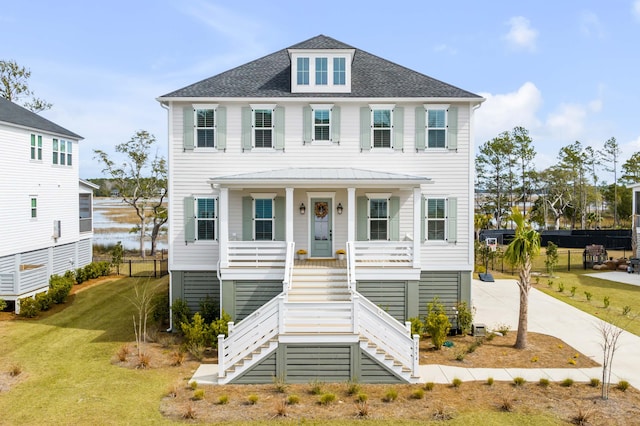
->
503, 208, 541, 349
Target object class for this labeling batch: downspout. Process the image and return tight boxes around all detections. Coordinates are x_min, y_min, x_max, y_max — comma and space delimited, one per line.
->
160, 101, 173, 333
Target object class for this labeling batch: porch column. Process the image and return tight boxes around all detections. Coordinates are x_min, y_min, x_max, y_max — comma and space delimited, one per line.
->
347, 187, 356, 242
219, 187, 229, 268
413, 187, 421, 269
285, 187, 294, 243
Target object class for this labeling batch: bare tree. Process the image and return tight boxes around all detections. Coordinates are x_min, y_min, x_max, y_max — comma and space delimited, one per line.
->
598, 318, 625, 400
0, 59, 52, 112
599, 137, 621, 227
128, 279, 160, 358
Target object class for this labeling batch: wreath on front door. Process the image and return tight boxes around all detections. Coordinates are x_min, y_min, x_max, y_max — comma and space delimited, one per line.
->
315, 202, 329, 218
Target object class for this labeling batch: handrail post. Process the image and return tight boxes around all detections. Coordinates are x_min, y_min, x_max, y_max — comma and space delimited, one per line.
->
412, 334, 420, 376
352, 294, 359, 333
218, 334, 226, 378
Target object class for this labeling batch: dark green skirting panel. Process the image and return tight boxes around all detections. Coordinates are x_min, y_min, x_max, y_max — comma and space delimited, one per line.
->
171, 270, 220, 313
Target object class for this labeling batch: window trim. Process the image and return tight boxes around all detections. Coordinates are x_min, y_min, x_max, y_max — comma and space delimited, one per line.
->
366, 193, 391, 241
289, 50, 354, 93
251, 193, 276, 241
297, 57, 309, 85
52, 139, 72, 166
425, 197, 447, 242
250, 104, 276, 150
370, 105, 395, 150
30, 134, 42, 161
192, 103, 218, 149
309, 104, 333, 143
195, 197, 217, 241
424, 104, 449, 149
30, 196, 37, 219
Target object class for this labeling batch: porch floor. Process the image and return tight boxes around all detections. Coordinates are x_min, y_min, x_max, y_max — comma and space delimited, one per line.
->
294, 258, 347, 268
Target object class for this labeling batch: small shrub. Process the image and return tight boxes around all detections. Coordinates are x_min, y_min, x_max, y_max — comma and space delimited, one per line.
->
561, 378, 574, 387
500, 397, 514, 412
616, 380, 630, 391
410, 388, 424, 399
137, 353, 151, 369
171, 298, 191, 332
48, 274, 73, 304
531, 355, 539, 363
8, 364, 22, 377
18, 297, 39, 318
424, 382, 435, 391
408, 316, 423, 336
247, 394, 259, 405
151, 291, 170, 326
589, 378, 601, 388
192, 389, 205, 401
182, 404, 196, 419
451, 377, 462, 388
496, 323, 510, 336
568, 358, 576, 365
486, 377, 494, 386
382, 388, 398, 402
0, 298, 7, 311
513, 377, 526, 387
309, 378, 324, 395
356, 393, 368, 402
35, 292, 53, 311
116, 345, 130, 362
199, 295, 219, 324
456, 301, 474, 334
572, 406, 594, 426
570, 286, 577, 297
170, 350, 185, 366
455, 351, 466, 361
485, 332, 496, 341
217, 394, 229, 405
190, 381, 198, 390
539, 378, 550, 388
355, 401, 369, 417
346, 378, 360, 396
274, 399, 288, 416
166, 383, 179, 398
603, 296, 610, 309
272, 374, 288, 393
432, 404, 454, 421
425, 297, 451, 349
286, 394, 300, 405
547, 279, 554, 288
319, 393, 336, 405
557, 282, 565, 293
75, 267, 88, 284
584, 291, 593, 301
623, 305, 632, 316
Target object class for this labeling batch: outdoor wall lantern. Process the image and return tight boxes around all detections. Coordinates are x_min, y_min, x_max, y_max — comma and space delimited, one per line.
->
299, 203, 306, 215
336, 203, 343, 215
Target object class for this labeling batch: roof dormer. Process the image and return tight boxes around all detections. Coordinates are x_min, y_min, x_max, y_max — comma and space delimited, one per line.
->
288, 48, 354, 94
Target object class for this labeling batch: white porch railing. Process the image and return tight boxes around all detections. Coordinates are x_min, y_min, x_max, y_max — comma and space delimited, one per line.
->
282, 242, 295, 294
352, 241, 413, 267
346, 241, 356, 291
226, 241, 287, 268
218, 294, 283, 379
353, 292, 419, 377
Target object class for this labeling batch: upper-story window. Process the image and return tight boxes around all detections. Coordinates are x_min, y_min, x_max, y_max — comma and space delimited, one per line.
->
241, 105, 283, 151
427, 109, 447, 148
297, 57, 309, 85
195, 108, 215, 148
314, 109, 330, 141
289, 49, 354, 93
315, 57, 328, 85
333, 57, 346, 85
416, 104, 458, 151
30, 134, 42, 161
254, 109, 273, 148
53, 139, 72, 166
372, 109, 392, 148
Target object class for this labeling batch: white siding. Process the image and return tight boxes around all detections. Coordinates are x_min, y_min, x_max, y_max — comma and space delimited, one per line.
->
168, 101, 474, 272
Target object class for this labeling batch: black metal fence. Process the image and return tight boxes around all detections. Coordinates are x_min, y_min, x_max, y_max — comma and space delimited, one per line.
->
94, 257, 169, 278
479, 229, 632, 250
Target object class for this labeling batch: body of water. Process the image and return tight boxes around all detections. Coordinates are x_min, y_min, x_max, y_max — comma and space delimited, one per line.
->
92, 197, 168, 251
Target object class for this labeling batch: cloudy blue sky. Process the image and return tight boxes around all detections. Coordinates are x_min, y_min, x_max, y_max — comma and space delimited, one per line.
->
3, 1, 640, 181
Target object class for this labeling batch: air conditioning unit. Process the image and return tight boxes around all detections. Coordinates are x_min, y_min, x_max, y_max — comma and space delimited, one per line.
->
472, 323, 486, 337
53, 220, 61, 239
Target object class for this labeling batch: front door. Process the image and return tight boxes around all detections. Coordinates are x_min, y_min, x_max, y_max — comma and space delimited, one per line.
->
310, 198, 332, 258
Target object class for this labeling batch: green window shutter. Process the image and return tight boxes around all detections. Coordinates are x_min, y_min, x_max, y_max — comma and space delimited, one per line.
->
242, 196, 253, 240
357, 196, 368, 241
184, 196, 195, 243
389, 196, 400, 241
447, 106, 458, 150
447, 197, 458, 242
274, 197, 285, 241
331, 106, 340, 142
415, 107, 426, 151
241, 107, 252, 151
303, 106, 312, 143
274, 106, 285, 150
183, 107, 194, 150
216, 106, 226, 151
421, 196, 425, 242
360, 107, 371, 151
393, 107, 404, 151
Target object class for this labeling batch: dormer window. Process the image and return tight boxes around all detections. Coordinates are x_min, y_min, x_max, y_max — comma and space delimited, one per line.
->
289, 48, 354, 93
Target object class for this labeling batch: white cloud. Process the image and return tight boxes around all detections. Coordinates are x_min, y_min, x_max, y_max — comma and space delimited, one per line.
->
504, 16, 538, 52
580, 11, 605, 38
433, 43, 457, 55
634, 0, 640, 21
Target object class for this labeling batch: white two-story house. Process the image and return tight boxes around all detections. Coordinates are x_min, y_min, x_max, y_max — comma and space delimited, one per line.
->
0, 98, 96, 312
158, 35, 484, 384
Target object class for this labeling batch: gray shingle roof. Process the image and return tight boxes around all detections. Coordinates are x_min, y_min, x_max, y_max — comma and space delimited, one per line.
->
0, 98, 82, 139
160, 35, 481, 99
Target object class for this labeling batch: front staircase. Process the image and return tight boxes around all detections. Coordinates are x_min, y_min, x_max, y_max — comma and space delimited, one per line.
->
217, 261, 420, 384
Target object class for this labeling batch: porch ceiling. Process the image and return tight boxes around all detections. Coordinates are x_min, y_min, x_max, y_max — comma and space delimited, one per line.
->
208, 167, 431, 189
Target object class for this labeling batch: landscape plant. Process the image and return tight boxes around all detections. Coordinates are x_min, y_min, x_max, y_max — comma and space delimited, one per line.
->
456, 301, 473, 334
424, 297, 451, 349
544, 241, 559, 276
18, 297, 38, 317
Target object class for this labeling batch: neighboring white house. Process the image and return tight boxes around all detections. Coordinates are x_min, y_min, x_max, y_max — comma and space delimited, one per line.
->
0, 98, 96, 312
158, 35, 484, 384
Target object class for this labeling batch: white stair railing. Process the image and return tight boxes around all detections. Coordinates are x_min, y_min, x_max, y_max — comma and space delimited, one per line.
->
346, 241, 356, 291
282, 242, 295, 294
353, 292, 419, 377
218, 294, 283, 379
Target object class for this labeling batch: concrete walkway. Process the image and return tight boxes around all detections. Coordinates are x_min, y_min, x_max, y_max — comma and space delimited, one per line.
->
422, 278, 640, 388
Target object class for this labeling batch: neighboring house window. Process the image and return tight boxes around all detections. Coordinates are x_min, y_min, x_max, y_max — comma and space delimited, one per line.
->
427, 108, 447, 148
30, 197, 37, 218
196, 198, 216, 240
314, 109, 330, 141
195, 108, 215, 148
315, 57, 328, 85
369, 198, 388, 240
254, 109, 273, 148
372, 109, 392, 148
30, 134, 42, 160
426, 198, 446, 240
254, 198, 274, 240
297, 57, 309, 85
333, 57, 345, 85
53, 139, 72, 166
